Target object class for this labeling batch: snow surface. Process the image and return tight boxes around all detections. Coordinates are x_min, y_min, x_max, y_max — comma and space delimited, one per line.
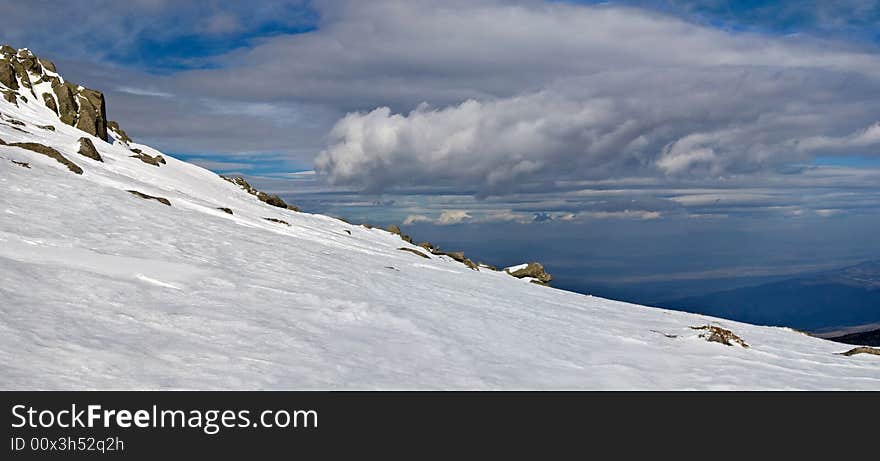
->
1, 89, 880, 390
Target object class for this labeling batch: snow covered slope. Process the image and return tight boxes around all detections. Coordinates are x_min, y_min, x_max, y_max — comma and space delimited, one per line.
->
1, 49, 879, 390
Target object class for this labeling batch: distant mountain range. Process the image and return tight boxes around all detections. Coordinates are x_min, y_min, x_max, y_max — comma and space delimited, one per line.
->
661, 261, 880, 332
827, 328, 880, 347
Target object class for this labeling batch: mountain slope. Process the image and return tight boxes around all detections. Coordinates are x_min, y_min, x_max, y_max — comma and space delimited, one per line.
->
1, 47, 879, 389
662, 261, 880, 332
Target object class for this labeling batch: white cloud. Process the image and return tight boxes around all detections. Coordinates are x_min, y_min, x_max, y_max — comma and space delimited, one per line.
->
403, 214, 432, 225
436, 210, 472, 225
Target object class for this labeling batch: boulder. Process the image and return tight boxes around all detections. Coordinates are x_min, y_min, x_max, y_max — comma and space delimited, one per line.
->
77, 137, 103, 162
217, 207, 233, 215
505, 263, 553, 285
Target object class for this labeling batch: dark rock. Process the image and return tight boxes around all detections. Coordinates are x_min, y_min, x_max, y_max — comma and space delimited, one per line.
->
41, 93, 58, 115
418, 242, 438, 252
258, 192, 287, 208
221, 175, 296, 209
130, 151, 166, 166
2, 89, 16, 105
386, 224, 413, 243
399, 247, 430, 259
263, 217, 290, 226
0, 62, 17, 90
217, 207, 233, 215
52, 81, 77, 126
343, 229, 352, 235
0, 47, 109, 140
11, 160, 30, 168
436, 251, 479, 270
74, 89, 108, 141
8, 141, 82, 174
77, 137, 102, 162
690, 325, 749, 348
37, 57, 56, 73
128, 190, 171, 206
36, 124, 55, 131
107, 120, 132, 144
839, 346, 880, 357
506, 263, 553, 285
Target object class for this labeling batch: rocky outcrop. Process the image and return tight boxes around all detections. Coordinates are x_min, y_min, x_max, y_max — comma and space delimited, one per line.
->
73, 89, 107, 140
77, 137, 102, 162
0, 46, 108, 141
0, 61, 17, 90
264, 217, 290, 226
217, 207, 233, 215
127, 190, 171, 206
690, 325, 749, 348
107, 120, 132, 144
221, 175, 300, 211
505, 263, 553, 285
435, 250, 479, 270
386, 225, 414, 243
0, 137, 82, 174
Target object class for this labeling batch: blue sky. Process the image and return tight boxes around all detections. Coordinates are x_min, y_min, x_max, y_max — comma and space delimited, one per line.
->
3, 0, 880, 300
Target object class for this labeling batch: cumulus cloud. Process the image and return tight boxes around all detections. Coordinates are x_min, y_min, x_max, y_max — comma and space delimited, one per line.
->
436, 210, 473, 225
7, 0, 880, 208
301, 2, 880, 195
403, 214, 432, 225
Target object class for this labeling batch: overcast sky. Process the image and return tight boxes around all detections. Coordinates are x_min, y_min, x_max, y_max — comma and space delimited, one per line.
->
4, 0, 880, 294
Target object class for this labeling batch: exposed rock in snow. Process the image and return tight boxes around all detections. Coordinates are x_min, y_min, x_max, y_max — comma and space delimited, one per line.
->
130, 148, 166, 166
77, 137, 102, 162
399, 247, 431, 259
1, 45, 880, 390
128, 190, 171, 206
0, 46, 108, 140
690, 325, 749, 348
840, 347, 880, 357
506, 262, 553, 285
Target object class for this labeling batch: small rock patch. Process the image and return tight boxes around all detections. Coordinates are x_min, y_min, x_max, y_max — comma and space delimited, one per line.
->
263, 217, 290, 226
127, 190, 171, 206
399, 247, 430, 259
839, 346, 880, 357
691, 325, 749, 348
